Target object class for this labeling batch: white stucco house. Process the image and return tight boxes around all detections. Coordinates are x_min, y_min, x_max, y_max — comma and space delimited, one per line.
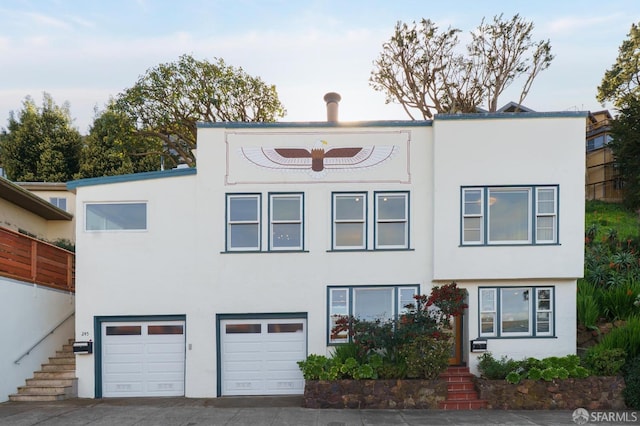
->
68, 96, 585, 398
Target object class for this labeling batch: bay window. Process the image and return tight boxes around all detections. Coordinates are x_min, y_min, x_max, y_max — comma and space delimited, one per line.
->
479, 286, 554, 338
461, 185, 558, 245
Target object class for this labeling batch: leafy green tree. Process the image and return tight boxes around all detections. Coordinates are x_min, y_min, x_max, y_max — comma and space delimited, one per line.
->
370, 14, 553, 119
0, 93, 81, 181
597, 22, 640, 108
76, 105, 163, 178
609, 95, 640, 209
113, 54, 286, 167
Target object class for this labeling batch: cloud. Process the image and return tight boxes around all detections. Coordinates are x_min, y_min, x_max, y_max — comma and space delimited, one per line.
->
545, 14, 622, 35
25, 11, 71, 30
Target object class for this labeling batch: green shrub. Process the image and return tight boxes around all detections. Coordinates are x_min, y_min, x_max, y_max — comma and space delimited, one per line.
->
505, 371, 522, 384
597, 315, 640, 360
583, 347, 627, 376
477, 352, 522, 380
601, 284, 640, 321
577, 280, 602, 328
400, 335, 451, 379
527, 367, 542, 380
330, 342, 363, 364
297, 354, 334, 380
623, 355, 640, 409
376, 361, 407, 379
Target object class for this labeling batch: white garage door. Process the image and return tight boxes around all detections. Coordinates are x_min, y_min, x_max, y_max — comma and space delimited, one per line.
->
102, 320, 185, 397
220, 318, 306, 396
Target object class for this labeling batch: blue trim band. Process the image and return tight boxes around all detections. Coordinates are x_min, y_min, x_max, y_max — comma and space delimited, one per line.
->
67, 167, 196, 190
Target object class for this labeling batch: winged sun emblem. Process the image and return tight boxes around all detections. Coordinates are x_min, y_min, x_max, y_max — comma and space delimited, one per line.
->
239, 140, 398, 177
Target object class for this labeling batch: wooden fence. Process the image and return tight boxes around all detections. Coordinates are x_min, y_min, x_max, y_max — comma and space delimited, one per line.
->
0, 227, 75, 293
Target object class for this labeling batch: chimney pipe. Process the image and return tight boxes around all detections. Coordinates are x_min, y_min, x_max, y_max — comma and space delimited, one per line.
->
324, 92, 341, 122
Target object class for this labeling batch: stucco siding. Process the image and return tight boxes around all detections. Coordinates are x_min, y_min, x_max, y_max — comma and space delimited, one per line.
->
0, 277, 74, 402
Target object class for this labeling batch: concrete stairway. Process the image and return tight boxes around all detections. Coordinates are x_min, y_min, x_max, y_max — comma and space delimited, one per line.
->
9, 339, 77, 401
438, 366, 487, 410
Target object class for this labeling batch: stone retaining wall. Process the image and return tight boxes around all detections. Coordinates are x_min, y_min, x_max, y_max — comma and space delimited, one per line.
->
302, 379, 447, 409
476, 376, 627, 410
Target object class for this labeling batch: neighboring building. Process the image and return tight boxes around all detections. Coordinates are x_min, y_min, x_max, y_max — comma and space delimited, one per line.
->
0, 177, 75, 402
69, 96, 586, 399
17, 181, 76, 244
585, 110, 621, 202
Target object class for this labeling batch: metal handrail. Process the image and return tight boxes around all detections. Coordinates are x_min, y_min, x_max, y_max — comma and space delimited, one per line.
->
14, 312, 75, 364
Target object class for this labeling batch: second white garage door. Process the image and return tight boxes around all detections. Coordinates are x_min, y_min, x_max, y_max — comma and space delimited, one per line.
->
220, 318, 306, 396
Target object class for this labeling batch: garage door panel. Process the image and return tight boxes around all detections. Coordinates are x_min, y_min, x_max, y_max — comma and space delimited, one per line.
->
265, 341, 305, 353
224, 342, 264, 353
146, 381, 184, 393
104, 382, 144, 394
103, 362, 145, 374
265, 379, 304, 393
104, 343, 145, 355
224, 360, 263, 372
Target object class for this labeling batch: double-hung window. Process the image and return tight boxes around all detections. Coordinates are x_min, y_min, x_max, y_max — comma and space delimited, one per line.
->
479, 287, 554, 338
85, 202, 147, 231
375, 192, 409, 249
226, 194, 261, 251
461, 185, 558, 245
269, 193, 303, 250
328, 285, 418, 344
332, 193, 366, 250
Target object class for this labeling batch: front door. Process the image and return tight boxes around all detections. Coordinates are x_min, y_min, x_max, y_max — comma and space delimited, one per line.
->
448, 315, 463, 365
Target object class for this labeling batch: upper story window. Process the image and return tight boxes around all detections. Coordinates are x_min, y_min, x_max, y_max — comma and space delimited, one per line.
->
50, 197, 67, 211
85, 202, 147, 231
479, 286, 554, 338
461, 186, 558, 246
332, 191, 410, 251
586, 134, 613, 152
332, 192, 367, 250
226, 194, 261, 251
269, 193, 303, 251
375, 192, 409, 249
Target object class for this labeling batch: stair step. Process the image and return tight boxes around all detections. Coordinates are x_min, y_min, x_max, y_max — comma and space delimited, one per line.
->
41, 363, 76, 372
33, 371, 76, 379
448, 382, 475, 391
440, 373, 475, 383
26, 378, 77, 387
16, 385, 72, 396
9, 394, 67, 402
57, 349, 74, 357
438, 400, 488, 410
447, 390, 480, 401
48, 356, 76, 364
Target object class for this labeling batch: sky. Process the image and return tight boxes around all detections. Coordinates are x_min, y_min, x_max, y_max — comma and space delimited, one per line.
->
1, 0, 639, 134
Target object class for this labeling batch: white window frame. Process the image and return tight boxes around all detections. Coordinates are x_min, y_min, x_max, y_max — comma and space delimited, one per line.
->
226, 194, 261, 252
85, 202, 147, 232
462, 188, 483, 245
479, 286, 554, 338
374, 192, 409, 249
50, 197, 67, 211
332, 192, 366, 250
328, 285, 418, 344
269, 193, 303, 251
461, 185, 558, 246
535, 187, 558, 244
